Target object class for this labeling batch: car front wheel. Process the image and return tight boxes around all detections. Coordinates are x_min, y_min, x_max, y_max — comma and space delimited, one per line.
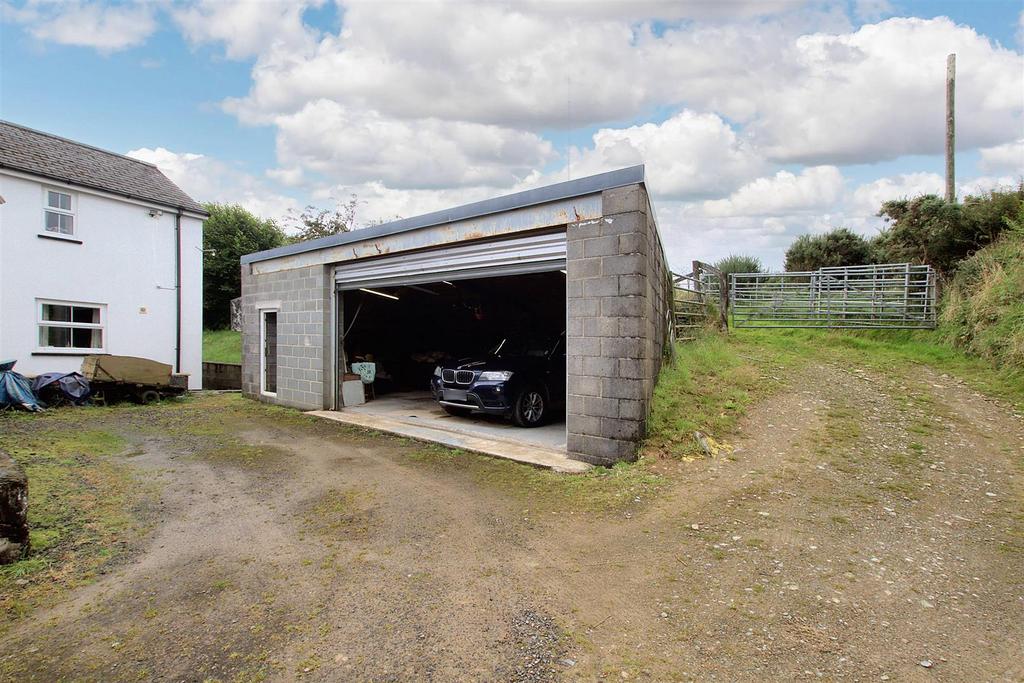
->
512, 387, 546, 427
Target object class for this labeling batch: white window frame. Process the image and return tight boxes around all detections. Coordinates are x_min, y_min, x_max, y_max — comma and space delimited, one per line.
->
260, 307, 279, 397
36, 299, 106, 354
42, 187, 76, 239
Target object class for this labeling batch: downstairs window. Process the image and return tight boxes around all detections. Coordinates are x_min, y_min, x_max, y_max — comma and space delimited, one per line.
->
37, 300, 105, 352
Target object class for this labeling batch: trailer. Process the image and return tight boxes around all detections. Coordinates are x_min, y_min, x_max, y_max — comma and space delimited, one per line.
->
81, 355, 189, 405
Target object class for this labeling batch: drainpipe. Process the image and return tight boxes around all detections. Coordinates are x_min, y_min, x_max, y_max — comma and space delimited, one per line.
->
174, 209, 182, 373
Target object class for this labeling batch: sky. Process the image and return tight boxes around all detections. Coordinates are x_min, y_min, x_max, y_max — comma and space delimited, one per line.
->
2, 0, 1022, 271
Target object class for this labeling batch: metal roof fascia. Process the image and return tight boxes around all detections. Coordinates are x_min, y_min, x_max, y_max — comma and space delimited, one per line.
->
240, 164, 645, 266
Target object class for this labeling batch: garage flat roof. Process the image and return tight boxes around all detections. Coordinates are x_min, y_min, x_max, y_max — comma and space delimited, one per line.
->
241, 164, 645, 265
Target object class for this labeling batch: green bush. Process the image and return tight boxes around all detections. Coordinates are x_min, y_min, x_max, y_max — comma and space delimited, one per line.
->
714, 254, 764, 275
203, 203, 287, 329
876, 184, 1024, 279
784, 228, 874, 272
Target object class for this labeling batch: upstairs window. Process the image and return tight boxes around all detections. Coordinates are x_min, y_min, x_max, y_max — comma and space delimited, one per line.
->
37, 300, 105, 352
44, 189, 75, 235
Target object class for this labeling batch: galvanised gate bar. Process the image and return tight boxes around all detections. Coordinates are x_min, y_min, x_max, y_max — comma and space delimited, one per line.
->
730, 263, 937, 329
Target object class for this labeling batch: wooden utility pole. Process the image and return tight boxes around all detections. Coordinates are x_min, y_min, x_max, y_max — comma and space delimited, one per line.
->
945, 53, 956, 202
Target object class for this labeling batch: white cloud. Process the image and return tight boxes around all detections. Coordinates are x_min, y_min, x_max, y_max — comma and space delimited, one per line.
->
126, 147, 300, 222
225, 2, 650, 128
557, 110, 765, 200
849, 172, 943, 215
270, 99, 555, 189
654, 201, 818, 271
749, 17, 1024, 163
4, 0, 157, 53
519, 0, 808, 23
172, 0, 322, 60
216, 7, 1023, 201
699, 166, 843, 217
978, 139, 1024, 175
266, 166, 305, 188
315, 181, 497, 228
959, 174, 1020, 197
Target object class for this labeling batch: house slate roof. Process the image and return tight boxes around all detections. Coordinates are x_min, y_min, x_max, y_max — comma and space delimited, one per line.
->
0, 120, 207, 215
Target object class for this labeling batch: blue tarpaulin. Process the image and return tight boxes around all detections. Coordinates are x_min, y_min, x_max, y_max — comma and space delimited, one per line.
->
0, 370, 42, 411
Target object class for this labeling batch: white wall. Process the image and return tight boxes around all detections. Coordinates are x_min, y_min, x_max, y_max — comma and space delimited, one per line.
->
0, 171, 204, 389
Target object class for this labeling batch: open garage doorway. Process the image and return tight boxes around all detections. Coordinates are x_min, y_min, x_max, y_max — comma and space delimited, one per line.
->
336, 268, 567, 453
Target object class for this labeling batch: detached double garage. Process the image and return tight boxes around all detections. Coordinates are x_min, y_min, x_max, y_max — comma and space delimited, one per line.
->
240, 166, 672, 466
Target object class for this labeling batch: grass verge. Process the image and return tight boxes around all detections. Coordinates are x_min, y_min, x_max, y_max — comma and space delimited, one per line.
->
0, 394, 321, 630
644, 323, 1024, 461
938, 232, 1024, 373
203, 328, 242, 364
737, 328, 1024, 411
407, 443, 664, 515
0, 422, 149, 630
644, 334, 802, 459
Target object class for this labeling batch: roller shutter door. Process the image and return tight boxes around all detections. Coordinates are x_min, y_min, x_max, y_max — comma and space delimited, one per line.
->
333, 231, 566, 290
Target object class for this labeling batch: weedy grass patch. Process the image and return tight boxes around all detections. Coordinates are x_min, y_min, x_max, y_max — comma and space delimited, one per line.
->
0, 424, 148, 629
0, 393, 327, 629
644, 334, 803, 459
409, 443, 664, 515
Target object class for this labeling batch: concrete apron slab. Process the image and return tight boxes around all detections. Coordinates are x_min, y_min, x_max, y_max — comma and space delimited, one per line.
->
306, 410, 591, 474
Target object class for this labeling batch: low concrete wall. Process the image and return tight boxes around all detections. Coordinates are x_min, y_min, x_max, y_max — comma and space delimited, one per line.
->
202, 362, 242, 390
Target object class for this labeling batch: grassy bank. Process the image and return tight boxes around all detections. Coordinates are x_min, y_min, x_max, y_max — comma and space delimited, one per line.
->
202, 328, 241, 364
644, 333, 806, 459
645, 325, 1024, 461
938, 232, 1024, 374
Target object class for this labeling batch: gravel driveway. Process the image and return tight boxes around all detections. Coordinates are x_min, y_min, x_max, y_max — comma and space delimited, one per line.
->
1, 354, 1021, 681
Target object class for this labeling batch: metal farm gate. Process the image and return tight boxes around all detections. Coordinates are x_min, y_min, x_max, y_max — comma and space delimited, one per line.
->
730, 263, 937, 329
672, 261, 728, 341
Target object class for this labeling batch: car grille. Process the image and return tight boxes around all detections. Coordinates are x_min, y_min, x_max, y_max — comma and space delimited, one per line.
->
441, 369, 477, 384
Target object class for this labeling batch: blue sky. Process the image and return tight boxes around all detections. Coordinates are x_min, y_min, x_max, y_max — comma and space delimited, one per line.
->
2, 0, 1022, 269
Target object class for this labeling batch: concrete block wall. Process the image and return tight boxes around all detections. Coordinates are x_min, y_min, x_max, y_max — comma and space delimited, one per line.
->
240, 264, 329, 410
566, 183, 672, 465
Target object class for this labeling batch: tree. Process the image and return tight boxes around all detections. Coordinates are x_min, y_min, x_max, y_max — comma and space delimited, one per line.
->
784, 228, 874, 272
875, 183, 1023, 279
714, 254, 764, 275
203, 203, 287, 329
286, 196, 357, 242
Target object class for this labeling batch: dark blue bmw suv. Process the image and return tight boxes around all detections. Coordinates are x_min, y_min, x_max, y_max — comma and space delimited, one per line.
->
430, 332, 566, 427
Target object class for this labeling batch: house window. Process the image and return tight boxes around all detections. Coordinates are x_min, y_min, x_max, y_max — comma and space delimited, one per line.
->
44, 189, 75, 235
37, 300, 105, 352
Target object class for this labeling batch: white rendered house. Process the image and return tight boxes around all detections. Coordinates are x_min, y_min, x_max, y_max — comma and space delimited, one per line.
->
0, 121, 206, 388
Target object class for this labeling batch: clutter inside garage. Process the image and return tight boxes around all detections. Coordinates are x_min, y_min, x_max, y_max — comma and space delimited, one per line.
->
339, 269, 566, 399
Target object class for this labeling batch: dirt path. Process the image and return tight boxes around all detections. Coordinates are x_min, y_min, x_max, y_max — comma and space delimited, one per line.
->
532, 361, 1024, 681
1, 356, 1021, 682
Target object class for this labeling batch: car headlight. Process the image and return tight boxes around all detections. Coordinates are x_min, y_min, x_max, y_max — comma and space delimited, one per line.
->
433, 366, 442, 377
479, 370, 513, 381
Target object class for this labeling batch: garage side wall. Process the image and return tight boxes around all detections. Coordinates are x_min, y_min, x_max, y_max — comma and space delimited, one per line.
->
566, 183, 672, 466
240, 264, 327, 409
